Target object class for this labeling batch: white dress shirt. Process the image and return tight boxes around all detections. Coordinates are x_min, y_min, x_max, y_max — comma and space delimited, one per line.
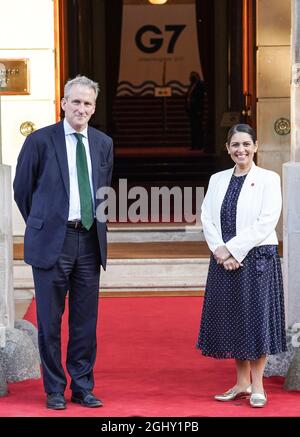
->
64, 119, 95, 220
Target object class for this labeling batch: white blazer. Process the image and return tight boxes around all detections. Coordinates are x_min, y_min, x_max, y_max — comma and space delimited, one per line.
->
201, 162, 282, 263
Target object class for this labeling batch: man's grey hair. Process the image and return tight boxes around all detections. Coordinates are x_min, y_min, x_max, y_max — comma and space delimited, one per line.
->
64, 75, 100, 100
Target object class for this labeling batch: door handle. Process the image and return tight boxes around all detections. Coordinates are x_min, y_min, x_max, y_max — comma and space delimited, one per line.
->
20, 121, 36, 137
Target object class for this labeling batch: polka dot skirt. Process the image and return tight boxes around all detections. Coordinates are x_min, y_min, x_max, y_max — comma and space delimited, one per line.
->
197, 174, 287, 360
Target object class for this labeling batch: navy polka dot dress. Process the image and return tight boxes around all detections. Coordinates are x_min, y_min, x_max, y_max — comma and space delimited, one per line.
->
197, 174, 287, 360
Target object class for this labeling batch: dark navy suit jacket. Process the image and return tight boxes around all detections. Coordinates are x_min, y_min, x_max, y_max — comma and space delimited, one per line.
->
13, 120, 113, 270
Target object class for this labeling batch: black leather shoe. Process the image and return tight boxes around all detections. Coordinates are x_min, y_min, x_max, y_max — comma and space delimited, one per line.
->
46, 392, 66, 410
71, 391, 103, 408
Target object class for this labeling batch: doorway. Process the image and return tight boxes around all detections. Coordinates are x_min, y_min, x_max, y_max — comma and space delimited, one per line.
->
56, 0, 256, 186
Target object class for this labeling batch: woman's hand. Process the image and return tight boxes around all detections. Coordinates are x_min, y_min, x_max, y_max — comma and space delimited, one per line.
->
223, 256, 243, 271
214, 246, 231, 264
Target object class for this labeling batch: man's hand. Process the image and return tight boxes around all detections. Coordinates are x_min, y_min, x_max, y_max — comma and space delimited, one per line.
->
214, 246, 231, 264
223, 256, 243, 271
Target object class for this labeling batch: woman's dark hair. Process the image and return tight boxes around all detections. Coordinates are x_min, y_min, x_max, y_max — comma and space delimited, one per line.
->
226, 124, 257, 144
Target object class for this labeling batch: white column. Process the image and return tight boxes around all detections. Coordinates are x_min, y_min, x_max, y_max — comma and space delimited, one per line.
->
0, 163, 14, 347
284, 0, 300, 327
264, 0, 300, 382
283, 162, 300, 326
291, 0, 300, 162
0, 98, 2, 164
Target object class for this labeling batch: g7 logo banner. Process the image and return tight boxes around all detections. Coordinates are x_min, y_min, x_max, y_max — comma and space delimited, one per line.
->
117, 3, 202, 96
135, 25, 186, 54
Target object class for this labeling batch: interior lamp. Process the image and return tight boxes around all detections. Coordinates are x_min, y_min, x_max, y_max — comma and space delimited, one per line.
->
148, 0, 168, 4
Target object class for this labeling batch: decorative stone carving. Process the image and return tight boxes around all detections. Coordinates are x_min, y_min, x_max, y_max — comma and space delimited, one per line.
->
0, 327, 40, 384
14, 319, 39, 353
0, 364, 7, 397
284, 348, 300, 390
264, 328, 295, 377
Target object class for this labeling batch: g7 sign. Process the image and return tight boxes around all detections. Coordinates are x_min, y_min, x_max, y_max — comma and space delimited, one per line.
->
135, 25, 186, 54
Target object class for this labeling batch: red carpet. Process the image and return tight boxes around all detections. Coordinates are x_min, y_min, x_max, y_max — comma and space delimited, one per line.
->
0, 297, 299, 417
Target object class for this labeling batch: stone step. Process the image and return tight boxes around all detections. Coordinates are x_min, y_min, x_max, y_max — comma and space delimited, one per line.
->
13, 257, 209, 295
107, 224, 204, 243
13, 234, 210, 297
14, 225, 206, 253
12, 217, 284, 302
14, 252, 284, 295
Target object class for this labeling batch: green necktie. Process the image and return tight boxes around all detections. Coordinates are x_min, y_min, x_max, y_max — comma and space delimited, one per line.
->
74, 133, 94, 230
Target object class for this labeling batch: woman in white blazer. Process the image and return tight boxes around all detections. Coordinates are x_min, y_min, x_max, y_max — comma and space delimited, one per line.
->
197, 124, 286, 408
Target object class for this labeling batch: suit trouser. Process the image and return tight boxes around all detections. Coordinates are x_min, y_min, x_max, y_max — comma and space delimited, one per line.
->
32, 224, 101, 394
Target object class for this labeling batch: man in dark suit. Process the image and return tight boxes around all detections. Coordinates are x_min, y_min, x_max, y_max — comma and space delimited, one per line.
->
13, 75, 113, 410
185, 71, 207, 151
